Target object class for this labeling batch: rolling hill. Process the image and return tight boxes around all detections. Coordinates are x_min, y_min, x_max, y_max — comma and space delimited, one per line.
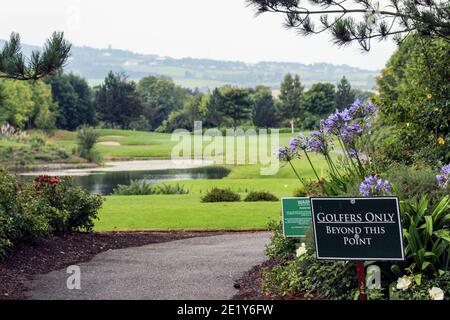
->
1, 40, 379, 90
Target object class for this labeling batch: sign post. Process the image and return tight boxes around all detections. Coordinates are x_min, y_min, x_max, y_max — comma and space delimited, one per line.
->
356, 261, 367, 300
309, 197, 404, 300
281, 197, 312, 238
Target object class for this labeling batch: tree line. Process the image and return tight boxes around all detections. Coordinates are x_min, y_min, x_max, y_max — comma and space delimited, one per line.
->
0, 70, 372, 133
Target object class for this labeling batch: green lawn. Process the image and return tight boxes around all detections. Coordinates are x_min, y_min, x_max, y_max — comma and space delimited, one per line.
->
96, 194, 281, 231
96, 178, 301, 231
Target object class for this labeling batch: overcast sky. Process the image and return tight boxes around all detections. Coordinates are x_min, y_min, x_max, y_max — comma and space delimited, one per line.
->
1, 0, 398, 70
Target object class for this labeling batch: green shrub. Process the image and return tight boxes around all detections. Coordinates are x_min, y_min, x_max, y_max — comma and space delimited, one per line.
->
57, 148, 69, 159
154, 183, 189, 195
28, 135, 46, 149
244, 191, 278, 202
201, 188, 240, 203
390, 268, 450, 300
61, 185, 103, 232
293, 187, 307, 197
400, 195, 450, 274
0, 172, 104, 259
114, 180, 154, 195
264, 220, 297, 259
114, 181, 189, 196
261, 249, 356, 299
76, 126, 101, 162
386, 164, 448, 205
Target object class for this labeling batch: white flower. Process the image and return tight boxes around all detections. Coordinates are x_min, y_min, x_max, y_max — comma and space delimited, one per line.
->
396, 276, 411, 291
296, 243, 307, 257
429, 287, 444, 300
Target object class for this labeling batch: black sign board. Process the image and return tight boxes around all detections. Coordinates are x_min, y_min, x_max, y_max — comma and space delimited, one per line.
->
310, 197, 404, 261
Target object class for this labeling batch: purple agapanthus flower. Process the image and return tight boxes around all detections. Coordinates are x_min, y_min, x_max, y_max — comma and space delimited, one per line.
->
275, 146, 298, 162
348, 148, 358, 158
307, 130, 329, 154
341, 123, 364, 143
359, 176, 392, 196
436, 164, 450, 188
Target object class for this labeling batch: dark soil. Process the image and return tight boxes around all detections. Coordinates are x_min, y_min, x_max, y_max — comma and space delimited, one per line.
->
0, 231, 223, 300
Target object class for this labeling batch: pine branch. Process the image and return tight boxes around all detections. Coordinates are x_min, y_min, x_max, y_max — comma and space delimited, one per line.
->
246, 0, 450, 50
0, 32, 71, 81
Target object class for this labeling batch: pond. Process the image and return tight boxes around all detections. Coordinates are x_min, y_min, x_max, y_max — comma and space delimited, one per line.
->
20, 164, 230, 195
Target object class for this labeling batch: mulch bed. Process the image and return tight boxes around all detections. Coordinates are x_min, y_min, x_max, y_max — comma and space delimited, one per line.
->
0, 231, 223, 300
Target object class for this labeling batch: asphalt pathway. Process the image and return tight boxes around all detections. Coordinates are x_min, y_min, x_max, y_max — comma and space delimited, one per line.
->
25, 232, 270, 300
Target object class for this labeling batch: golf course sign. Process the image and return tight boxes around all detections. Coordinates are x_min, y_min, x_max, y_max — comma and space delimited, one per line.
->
310, 197, 404, 261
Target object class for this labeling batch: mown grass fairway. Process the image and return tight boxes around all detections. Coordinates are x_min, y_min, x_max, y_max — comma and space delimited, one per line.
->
96, 194, 281, 231
96, 178, 301, 231
50, 129, 299, 160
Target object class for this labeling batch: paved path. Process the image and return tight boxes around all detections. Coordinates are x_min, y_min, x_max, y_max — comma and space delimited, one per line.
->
25, 232, 270, 300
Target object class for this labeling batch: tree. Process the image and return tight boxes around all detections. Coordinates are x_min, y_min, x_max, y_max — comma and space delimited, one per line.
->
247, 0, 450, 51
95, 72, 143, 129
0, 32, 71, 80
200, 89, 225, 128
304, 83, 336, 117
137, 76, 186, 130
0, 79, 34, 129
30, 80, 56, 131
46, 72, 96, 130
217, 86, 252, 129
335, 76, 355, 111
161, 94, 202, 132
376, 34, 450, 165
278, 73, 304, 133
252, 86, 278, 128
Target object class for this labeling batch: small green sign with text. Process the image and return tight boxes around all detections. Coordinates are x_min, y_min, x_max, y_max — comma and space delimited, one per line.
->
281, 197, 312, 237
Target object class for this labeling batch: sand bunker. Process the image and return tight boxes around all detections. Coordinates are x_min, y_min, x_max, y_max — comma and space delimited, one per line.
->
97, 141, 121, 146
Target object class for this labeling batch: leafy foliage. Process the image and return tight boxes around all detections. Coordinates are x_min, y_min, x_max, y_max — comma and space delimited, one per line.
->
303, 83, 336, 117
45, 72, 96, 130
251, 86, 278, 128
278, 73, 304, 133
264, 220, 298, 260
137, 75, 187, 130
113, 180, 189, 195
200, 188, 240, 203
376, 34, 450, 166
0, 172, 103, 258
215, 85, 252, 129
95, 72, 144, 129
335, 76, 355, 111
400, 195, 450, 274
244, 191, 278, 202
261, 249, 356, 299
76, 126, 101, 162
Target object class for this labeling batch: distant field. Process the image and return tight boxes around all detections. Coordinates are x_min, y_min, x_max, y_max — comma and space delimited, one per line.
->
51, 128, 302, 161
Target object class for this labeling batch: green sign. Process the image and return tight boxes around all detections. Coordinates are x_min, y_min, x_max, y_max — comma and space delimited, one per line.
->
281, 197, 312, 237
310, 197, 404, 261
